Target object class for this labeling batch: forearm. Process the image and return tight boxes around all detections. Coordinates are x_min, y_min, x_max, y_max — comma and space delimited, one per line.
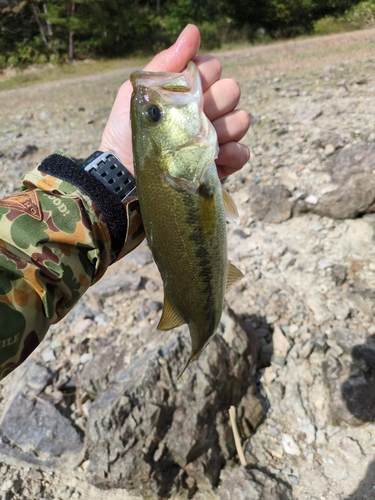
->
0, 152, 143, 380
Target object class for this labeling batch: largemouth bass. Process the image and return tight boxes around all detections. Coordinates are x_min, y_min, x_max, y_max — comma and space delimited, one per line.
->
130, 61, 243, 372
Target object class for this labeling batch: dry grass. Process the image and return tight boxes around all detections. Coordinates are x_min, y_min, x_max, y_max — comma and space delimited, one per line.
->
0, 57, 149, 91
219, 27, 375, 79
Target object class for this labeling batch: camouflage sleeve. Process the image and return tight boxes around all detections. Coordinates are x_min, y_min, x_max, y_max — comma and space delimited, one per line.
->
0, 152, 144, 380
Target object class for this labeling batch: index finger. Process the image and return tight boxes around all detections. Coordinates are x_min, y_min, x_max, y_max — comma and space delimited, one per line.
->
193, 55, 222, 93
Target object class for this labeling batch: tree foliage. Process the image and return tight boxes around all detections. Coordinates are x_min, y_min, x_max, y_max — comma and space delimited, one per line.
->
0, 0, 364, 67
228, 0, 362, 37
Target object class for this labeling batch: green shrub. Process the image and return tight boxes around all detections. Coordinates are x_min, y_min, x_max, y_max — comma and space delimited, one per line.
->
5, 36, 52, 67
346, 0, 375, 28
313, 16, 352, 34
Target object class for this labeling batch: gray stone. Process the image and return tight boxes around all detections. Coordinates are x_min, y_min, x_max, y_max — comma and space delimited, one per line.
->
219, 467, 292, 500
0, 361, 84, 472
85, 315, 265, 497
314, 174, 375, 219
313, 132, 347, 150
331, 265, 347, 286
306, 296, 333, 325
90, 270, 142, 298
18, 144, 38, 159
249, 184, 292, 223
295, 174, 375, 219
123, 243, 153, 267
294, 108, 323, 122
327, 142, 375, 183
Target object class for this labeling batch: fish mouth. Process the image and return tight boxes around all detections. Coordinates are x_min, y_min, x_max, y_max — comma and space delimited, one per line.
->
131, 61, 201, 101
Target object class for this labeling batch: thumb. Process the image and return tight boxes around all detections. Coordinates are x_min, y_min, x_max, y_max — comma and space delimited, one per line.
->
143, 24, 201, 73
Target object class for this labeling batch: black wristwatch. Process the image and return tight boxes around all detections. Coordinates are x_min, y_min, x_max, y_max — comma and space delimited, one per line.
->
80, 151, 136, 202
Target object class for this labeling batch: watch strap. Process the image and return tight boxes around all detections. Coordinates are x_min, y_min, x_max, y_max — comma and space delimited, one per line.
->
80, 151, 136, 202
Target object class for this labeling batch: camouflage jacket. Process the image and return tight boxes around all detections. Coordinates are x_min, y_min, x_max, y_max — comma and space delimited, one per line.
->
0, 152, 144, 380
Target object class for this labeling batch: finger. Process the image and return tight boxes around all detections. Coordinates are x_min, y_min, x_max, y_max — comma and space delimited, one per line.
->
193, 55, 222, 93
204, 79, 241, 122
213, 109, 251, 145
216, 142, 250, 179
143, 24, 200, 73
110, 25, 200, 120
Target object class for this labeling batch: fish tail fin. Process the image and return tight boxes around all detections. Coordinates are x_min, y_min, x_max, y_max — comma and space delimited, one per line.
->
177, 350, 201, 380
177, 357, 191, 380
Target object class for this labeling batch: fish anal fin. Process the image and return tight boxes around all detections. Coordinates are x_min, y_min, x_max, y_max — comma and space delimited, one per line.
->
226, 261, 244, 291
221, 185, 240, 222
157, 297, 186, 331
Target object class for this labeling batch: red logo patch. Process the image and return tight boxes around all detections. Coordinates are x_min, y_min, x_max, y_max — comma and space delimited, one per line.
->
0, 190, 42, 220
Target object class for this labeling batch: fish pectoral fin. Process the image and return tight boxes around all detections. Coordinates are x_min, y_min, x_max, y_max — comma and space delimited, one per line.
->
226, 261, 244, 290
165, 172, 199, 194
221, 185, 240, 223
157, 297, 186, 331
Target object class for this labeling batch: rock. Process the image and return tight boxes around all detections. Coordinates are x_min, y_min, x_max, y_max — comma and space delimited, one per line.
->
331, 265, 347, 285
238, 386, 267, 435
249, 185, 292, 223
294, 108, 323, 122
123, 243, 153, 267
0, 362, 84, 471
355, 77, 368, 85
323, 350, 375, 427
330, 328, 367, 356
1, 479, 13, 492
85, 316, 264, 496
281, 434, 301, 456
327, 142, 375, 183
219, 467, 292, 500
304, 194, 319, 205
90, 269, 142, 298
272, 326, 291, 366
313, 132, 347, 150
324, 144, 335, 157
313, 174, 375, 219
18, 144, 38, 159
306, 296, 333, 325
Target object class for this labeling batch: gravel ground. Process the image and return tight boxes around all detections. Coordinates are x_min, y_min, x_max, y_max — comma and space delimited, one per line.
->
1, 27, 375, 499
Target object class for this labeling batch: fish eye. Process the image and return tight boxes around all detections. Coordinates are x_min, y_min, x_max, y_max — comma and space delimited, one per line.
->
145, 105, 162, 123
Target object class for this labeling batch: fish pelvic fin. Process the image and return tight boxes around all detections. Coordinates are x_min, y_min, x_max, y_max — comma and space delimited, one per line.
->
226, 261, 244, 291
221, 185, 240, 223
157, 296, 186, 331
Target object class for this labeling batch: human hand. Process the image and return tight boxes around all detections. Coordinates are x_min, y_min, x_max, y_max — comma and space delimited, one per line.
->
99, 24, 250, 180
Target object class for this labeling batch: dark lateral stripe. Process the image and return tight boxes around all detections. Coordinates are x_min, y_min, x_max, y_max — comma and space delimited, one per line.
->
184, 197, 217, 332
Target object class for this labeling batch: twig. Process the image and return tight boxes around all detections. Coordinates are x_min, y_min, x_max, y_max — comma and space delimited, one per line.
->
229, 405, 247, 466
73, 373, 84, 418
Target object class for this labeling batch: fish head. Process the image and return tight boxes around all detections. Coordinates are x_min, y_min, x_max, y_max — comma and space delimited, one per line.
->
130, 61, 217, 177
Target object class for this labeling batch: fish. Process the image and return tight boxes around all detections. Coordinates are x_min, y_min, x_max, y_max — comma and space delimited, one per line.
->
130, 61, 243, 373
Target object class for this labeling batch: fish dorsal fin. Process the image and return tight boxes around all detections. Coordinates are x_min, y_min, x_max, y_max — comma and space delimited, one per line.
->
221, 185, 240, 222
226, 261, 244, 291
157, 296, 186, 331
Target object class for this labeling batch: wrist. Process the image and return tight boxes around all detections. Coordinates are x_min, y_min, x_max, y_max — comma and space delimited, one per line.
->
81, 151, 136, 202
98, 143, 135, 178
